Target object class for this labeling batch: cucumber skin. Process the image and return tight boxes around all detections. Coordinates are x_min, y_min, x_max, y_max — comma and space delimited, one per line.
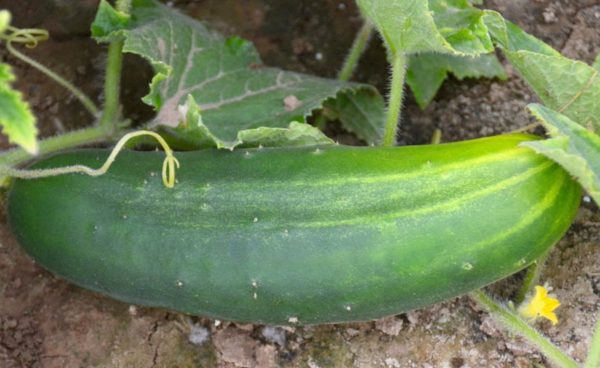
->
7, 134, 580, 325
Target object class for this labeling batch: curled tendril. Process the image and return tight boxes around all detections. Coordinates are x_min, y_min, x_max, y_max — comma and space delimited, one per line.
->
162, 153, 181, 188
3, 130, 181, 189
1, 26, 49, 48
0, 24, 99, 116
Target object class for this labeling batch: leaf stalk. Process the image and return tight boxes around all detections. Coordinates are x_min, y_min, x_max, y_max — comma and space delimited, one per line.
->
514, 249, 551, 305
99, 38, 125, 133
471, 290, 579, 368
585, 312, 600, 368
0, 126, 110, 176
337, 21, 373, 82
382, 51, 407, 147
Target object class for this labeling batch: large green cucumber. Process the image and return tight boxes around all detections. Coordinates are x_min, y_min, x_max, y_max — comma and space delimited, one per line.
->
7, 134, 580, 325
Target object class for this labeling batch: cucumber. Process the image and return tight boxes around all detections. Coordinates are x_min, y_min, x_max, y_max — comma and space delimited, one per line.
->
7, 134, 580, 325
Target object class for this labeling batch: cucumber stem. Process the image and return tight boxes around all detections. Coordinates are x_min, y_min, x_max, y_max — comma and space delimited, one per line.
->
313, 21, 372, 135
471, 290, 579, 368
585, 312, 600, 368
0, 125, 110, 178
514, 252, 548, 305
99, 38, 125, 133
337, 21, 373, 82
431, 129, 442, 145
98, 0, 130, 133
382, 51, 407, 147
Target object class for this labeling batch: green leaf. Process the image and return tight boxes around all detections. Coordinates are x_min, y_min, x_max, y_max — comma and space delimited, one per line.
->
482, 11, 559, 57
356, 0, 494, 55
483, 11, 600, 131
593, 53, 600, 71
322, 88, 385, 143
521, 104, 599, 204
0, 63, 38, 155
157, 95, 333, 149
92, 0, 385, 147
90, 0, 131, 39
407, 53, 507, 109
236, 122, 334, 148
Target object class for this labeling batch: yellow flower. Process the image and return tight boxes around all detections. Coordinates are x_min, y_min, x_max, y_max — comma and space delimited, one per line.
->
518, 285, 560, 325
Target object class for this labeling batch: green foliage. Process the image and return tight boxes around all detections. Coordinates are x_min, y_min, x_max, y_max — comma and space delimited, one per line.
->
91, 0, 386, 148
483, 11, 600, 131
158, 95, 333, 149
407, 53, 506, 109
0, 63, 38, 154
90, 0, 130, 40
0, 10, 38, 155
322, 89, 386, 143
356, 0, 505, 110
357, 0, 494, 55
480, 11, 600, 208
522, 104, 600, 205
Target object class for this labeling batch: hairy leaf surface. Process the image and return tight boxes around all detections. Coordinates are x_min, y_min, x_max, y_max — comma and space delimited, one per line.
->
92, 0, 385, 148
484, 11, 600, 131
357, 0, 494, 55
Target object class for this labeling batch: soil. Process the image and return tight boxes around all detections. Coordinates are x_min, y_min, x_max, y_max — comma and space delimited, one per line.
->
0, 0, 599, 367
